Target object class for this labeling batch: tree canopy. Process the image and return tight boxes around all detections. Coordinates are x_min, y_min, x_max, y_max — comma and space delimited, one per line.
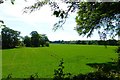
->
30, 31, 41, 47
1, 0, 120, 39
1, 27, 20, 49
40, 34, 49, 47
23, 31, 49, 47
23, 0, 120, 39
23, 36, 31, 47
76, 2, 120, 39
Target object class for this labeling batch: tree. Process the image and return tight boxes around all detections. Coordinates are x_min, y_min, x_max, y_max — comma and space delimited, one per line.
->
23, 36, 31, 47
23, 33, 49, 47
1, 1, 120, 38
75, 2, 120, 66
30, 31, 40, 47
107, 39, 117, 46
40, 34, 49, 47
1, 27, 20, 49
0, 0, 4, 4
75, 2, 120, 39
22, 1, 120, 37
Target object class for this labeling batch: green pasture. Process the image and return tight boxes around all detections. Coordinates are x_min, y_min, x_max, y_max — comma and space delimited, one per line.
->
2, 44, 118, 78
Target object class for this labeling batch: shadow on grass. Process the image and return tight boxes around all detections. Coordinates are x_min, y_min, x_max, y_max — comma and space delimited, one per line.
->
2, 46, 21, 50
72, 62, 120, 80
86, 62, 120, 72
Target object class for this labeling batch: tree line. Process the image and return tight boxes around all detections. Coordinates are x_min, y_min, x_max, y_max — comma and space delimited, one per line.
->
24, 31, 49, 47
1, 27, 49, 49
1, 27, 119, 49
51, 40, 120, 46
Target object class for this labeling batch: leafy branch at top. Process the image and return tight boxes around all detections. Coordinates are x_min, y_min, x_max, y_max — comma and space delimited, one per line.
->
1, 0, 120, 39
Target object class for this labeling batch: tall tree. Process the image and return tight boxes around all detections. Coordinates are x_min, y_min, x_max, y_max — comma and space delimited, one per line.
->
23, 36, 31, 47
75, 2, 120, 39
40, 34, 49, 47
1, 27, 20, 49
30, 31, 40, 47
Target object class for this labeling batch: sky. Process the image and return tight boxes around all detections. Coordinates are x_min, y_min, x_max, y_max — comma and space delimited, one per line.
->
0, 0, 106, 41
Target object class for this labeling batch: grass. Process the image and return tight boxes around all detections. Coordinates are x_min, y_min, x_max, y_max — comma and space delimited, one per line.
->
2, 44, 118, 78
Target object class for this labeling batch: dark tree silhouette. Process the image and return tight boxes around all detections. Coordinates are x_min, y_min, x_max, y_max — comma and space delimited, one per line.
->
40, 34, 49, 47
23, 36, 31, 47
2, 27, 20, 49
30, 31, 40, 47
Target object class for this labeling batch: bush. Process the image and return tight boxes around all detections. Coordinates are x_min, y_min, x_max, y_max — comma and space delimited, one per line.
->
53, 58, 71, 80
45, 42, 49, 47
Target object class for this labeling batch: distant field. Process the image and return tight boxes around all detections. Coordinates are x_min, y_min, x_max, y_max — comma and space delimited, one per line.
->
2, 44, 118, 78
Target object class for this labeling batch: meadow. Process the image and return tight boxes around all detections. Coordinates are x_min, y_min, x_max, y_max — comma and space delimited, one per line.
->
2, 44, 118, 78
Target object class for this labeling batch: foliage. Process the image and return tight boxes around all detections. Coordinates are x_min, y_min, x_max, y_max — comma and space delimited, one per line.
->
72, 61, 120, 80
116, 46, 120, 53
30, 31, 41, 47
0, 0, 27, 5
54, 58, 65, 79
23, 36, 31, 47
24, 31, 50, 47
39, 34, 49, 47
22, 31, 49, 47
51, 40, 119, 46
45, 41, 49, 47
18, 41, 25, 47
6, 74, 12, 80
1, 1, 120, 39
1, 27, 20, 49
72, 70, 120, 80
0, 0, 4, 4
29, 73, 39, 80
23, 1, 120, 39
76, 2, 120, 38
116, 46, 120, 66
53, 58, 71, 80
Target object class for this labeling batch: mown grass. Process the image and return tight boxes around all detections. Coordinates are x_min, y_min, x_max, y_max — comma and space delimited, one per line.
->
2, 44, 118, 78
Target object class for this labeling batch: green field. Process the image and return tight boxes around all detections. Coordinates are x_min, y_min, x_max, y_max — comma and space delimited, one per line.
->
2, 44, 118, 78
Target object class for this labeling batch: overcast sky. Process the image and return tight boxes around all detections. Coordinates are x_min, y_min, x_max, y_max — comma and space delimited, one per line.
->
0, 0, 103, 41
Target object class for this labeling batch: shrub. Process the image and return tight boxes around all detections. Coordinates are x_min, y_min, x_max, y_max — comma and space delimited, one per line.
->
45, 42, 49, 47
53, 58, 71, 80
